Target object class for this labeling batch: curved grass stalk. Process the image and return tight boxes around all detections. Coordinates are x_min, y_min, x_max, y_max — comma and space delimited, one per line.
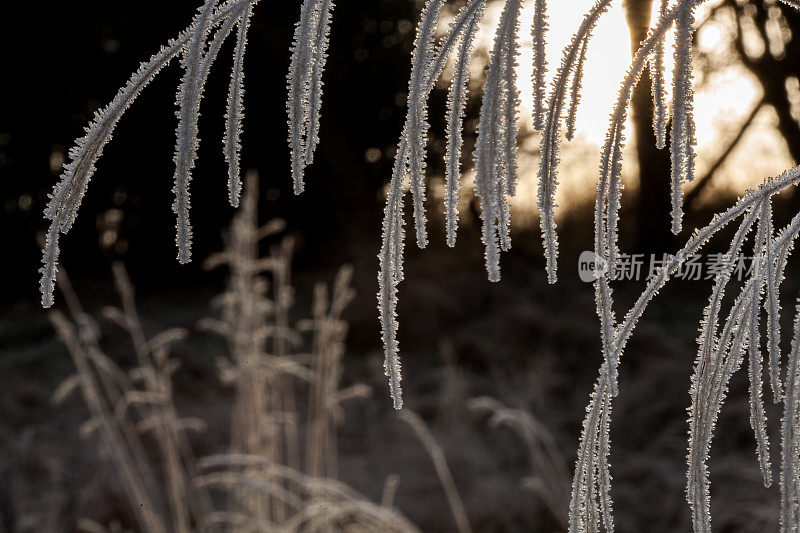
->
748, 204, 773, 488
767, 210, 800, 404
176, 0, 255, 257
569, 167, 800, 532
474, 0, 525, 280
781, 300, 800, 531
173, 0, 217, 265
567, 12, 800, 504
444, 0, 486, 247
40, 0, 256, 308
565, 37, 589, 142
650, 0, 670, 149
669, 0, 697, 235
531, 0, 549, 131
287, 0, 337, 194
537, 0, 613, 284
378, 0, 491, 409
224, 4, 254, 208
687, 204, 760, 533
408, 0, 447, 249
377, 0, 445, 409
303, 0, 335, 171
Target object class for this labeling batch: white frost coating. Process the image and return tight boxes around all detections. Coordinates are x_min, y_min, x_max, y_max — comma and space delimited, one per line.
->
497, 0, 523, 251
592, 1, 686, 278
566, 2, 800, 529
173, 0, 217, 265
565, 38, 588, 142
689, 271, 755, 533
408, 0, 446, 249
407, 0, 446, 250
287, 0, 336, 195
500, 22, 522, 204
473, 0, 524, 281
224, 4, 254, 208
570, 167, 800, 533
767, 210, 800, 405
747, 204, 772, 489
531, 0, 549, 131
603, 126, 625, 271
40, 0, 255, 308
650, 0, 670, 149
445, 0, 486, 247
378, 137, 408, 410
669, 0, 697, 235
377, 0, 488, 410
781, 299, 800, 531
287, 0, 317, 194
378, 0, 444, 409
41, 0, 336, 307
686, 203, 759, 533
537, 0, 613, 284
304, 0, 335, 168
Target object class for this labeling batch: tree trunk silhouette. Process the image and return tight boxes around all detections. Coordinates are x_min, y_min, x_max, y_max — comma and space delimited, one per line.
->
731, 1, 800, 163
625, 0, 674, 252
686, 2, 800, 207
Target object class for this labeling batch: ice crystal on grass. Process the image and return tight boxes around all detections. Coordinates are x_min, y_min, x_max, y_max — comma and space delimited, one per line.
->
224, 4, 254, 208
669, 0, 697, 235
444, 0, 486, 247
473, 0, 524, 280
173, 0, 217, 264
287, 0, 336, 195
537, 0, 613, 284
650, 0, 670, 149
531, 0, 549, 131
41, 0, 334, 308
377, 0, 800, 530
378, 0, 488, 409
